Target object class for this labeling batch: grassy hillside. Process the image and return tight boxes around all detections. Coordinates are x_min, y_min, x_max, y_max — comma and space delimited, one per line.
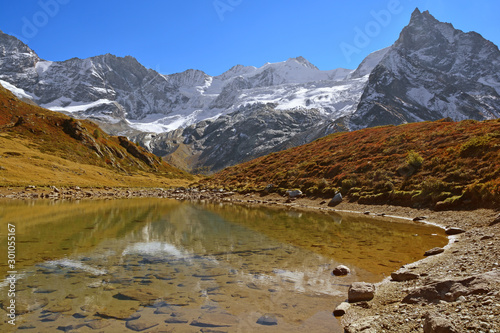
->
204, 118, 500, 209
0, 85, 194, 187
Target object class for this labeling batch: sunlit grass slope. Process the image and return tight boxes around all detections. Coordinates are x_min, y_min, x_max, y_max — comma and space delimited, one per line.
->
0, 85, 195, 187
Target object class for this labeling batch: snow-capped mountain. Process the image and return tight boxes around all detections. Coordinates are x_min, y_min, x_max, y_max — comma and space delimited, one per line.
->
350, 9, 500, 129
0, 31, 362, 135
1, 8, 499, 172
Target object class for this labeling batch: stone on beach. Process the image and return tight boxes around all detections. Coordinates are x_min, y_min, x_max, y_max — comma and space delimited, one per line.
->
391, 268, 419, 282
328, 192, 343, 206
348, 282, 376, 303
423, 312, 459, 333
402, 270, 500, 304
424, 247, 445, 256
445, 227, 466, 235
286, 189, 303, 198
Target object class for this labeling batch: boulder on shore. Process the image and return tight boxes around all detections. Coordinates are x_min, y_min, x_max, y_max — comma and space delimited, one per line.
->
286, 190, 303, 198
424, 247, 445, 256
348, 282, 375, 303
328, 192, 343, 207
445, 227, 466, 235
391, 268, 419, 282
402, 270, 500, 304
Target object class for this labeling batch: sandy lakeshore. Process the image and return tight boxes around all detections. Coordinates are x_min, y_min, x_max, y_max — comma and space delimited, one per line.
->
1, 187, 499, 332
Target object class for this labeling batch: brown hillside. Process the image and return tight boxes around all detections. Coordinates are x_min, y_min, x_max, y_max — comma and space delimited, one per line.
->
203, 119, 500, 209
0, 85, 194, 187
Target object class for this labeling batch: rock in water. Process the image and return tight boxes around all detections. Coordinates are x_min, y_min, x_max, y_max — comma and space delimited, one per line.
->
332, 265, 350, 276
348, 282, 375, 302
256, 314, 278, 326
423, 312, 458, 333
125, 318, 158, 332
328, 192, 343, 207
333, 302, 350, 317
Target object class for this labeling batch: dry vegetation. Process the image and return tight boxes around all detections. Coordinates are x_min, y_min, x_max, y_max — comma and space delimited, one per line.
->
0, 86, 194, 188
204, 118, 500, 210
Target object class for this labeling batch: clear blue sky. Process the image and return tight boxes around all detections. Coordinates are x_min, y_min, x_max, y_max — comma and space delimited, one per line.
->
0, 0, 499, 76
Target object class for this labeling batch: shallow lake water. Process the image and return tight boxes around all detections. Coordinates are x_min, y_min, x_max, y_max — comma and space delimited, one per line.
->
0, 198, 448, 332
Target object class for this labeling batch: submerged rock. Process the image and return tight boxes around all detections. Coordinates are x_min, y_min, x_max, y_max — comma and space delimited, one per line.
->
115, 287, 161, 305
257, 314, 278, 326
190, 312, 239, 327
125, 318, 158, 332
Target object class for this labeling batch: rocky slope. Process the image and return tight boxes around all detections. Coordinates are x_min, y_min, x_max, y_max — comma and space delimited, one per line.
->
0, 85, 193, 186
350, 9, 500, 130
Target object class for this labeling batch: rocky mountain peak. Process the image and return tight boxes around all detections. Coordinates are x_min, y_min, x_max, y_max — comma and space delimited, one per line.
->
287, 56, 319, 70
350, 7, 500, 130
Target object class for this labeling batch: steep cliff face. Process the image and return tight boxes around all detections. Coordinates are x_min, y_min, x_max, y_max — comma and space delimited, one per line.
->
349, 9, 500, 130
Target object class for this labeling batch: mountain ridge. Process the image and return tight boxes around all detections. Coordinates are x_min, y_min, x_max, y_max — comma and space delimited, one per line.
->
1, 8, 499, 173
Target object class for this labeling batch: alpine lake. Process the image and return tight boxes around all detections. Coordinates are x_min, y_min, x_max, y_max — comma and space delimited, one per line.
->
0, 198, 447, 332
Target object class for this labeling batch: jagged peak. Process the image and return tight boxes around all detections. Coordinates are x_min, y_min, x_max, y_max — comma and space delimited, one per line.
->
408, 8, 452, 30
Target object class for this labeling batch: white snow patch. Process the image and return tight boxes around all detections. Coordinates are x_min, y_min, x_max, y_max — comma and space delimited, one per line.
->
0, 79, 35, 100
35, 60, 53, 76
42, 98, 115, 113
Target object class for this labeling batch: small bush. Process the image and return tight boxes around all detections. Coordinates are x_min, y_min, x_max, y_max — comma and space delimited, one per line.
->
406, 150, 424, 169
459, 136, 492, 157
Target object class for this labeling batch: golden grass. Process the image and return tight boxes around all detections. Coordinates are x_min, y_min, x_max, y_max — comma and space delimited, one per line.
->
0, 133, 195, 188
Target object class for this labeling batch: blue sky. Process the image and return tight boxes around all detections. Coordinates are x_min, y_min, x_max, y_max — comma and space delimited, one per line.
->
0, 0, 499, 76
